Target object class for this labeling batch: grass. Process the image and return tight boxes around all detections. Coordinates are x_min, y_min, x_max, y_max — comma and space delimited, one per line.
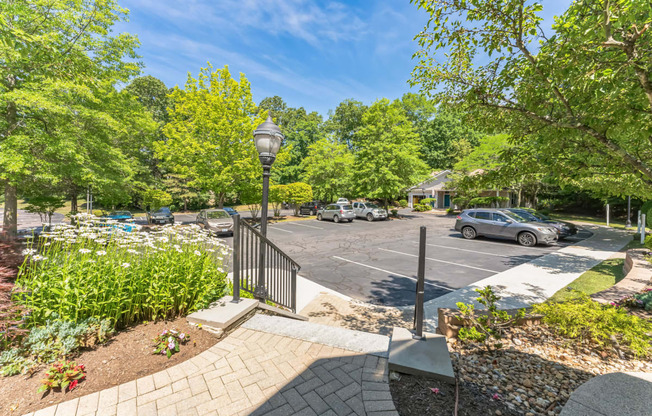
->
549, 258, 626, 302
550, 212, 633, 230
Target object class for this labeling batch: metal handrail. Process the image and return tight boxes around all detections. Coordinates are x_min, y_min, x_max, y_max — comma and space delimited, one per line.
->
239, 219, 300, 270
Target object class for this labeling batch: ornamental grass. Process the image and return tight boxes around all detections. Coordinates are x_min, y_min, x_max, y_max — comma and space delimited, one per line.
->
15, 216, 229, 329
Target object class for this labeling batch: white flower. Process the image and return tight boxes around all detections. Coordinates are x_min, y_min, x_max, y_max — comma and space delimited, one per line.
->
79, 248, 91, 254
22, 249, 37, 256
122, 262, 131, 268
31, 254, 45, 261
194, 250, 201, 256
96, 250, 107, 256
127, 249, 139, 254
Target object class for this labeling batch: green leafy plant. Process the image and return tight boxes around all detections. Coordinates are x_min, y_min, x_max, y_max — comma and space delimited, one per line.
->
421, 198, 436, 206
413, 204, 432, 212
38, 360, 86, 393
533, 295, 652, 358
0, 317, 112, 376
468, 196, 508, 207
390, 209, 399, 217
398, 199, 408, 208
455, 286, 526, 350
15, 221, 229, 330
153, 329, 189, 358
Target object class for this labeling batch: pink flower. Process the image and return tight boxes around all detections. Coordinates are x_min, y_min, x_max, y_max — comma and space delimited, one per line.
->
162, 330, 168, 335
69, 380, 78, 391
430, 387, 440, 394
168, 341, 175, 350
160, 350, 166, 355
179, 333, 185, 340
492, 393, 501, 400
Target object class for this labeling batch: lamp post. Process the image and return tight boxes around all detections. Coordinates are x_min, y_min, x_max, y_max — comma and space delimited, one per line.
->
626, 196, 632, 228
252, 115, 284, 300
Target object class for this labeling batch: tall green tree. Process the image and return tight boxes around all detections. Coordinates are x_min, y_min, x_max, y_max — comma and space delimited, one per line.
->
301, 139, 354, 202
411, 0, 652, 198
353, 99, 429, 209
157, 64, 265, 208
0, 0, 140, 237
324, 99, 368, 151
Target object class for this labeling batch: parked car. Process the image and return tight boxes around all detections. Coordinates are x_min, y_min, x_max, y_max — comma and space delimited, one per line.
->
336, 198, 350, 204
505, 208, 578, 238
196, 209, 234, 236
454, 208, 558, 247
147, 207, 174, 225
299, 200, 325, 216
103, 210, 133, 222
222, 207, 238, 216
317, 203, 355, 223
352, 202, 387, 221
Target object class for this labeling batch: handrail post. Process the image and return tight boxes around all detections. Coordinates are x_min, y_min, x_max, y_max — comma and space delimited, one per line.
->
291, 267, 297, 313
413, 226, 426, 340
232, 214, 241, 303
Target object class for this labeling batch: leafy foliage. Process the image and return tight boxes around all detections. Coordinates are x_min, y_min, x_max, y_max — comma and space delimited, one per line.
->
153, 329, 189, 359
286, 183, 314, 216
301, 139, 354, 202
533, 295, 652, 358
456, 286, 526, 351
15, 221, 229, 330
38, 361, 86, 393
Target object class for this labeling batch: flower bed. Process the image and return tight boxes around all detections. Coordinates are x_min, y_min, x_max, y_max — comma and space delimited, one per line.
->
15, 219, 230, 329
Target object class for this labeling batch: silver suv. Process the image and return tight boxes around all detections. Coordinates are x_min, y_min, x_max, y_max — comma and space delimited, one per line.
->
317, 203, 355, 223
454, 208, 558, 246
352, 202, 387, 221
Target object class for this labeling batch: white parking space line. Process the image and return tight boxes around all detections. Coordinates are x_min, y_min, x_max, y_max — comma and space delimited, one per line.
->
284, 221, 324, 230
332, 256, 454, 292
269, 226, 294, 233
319, 221, 352, 227
442, 235, 555, 252
379, 248, 501, 273
415, 242, 518, 259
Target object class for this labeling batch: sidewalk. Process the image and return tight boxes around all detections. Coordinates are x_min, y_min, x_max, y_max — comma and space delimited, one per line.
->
417, 224, 633, 331
25, 315, 397, 416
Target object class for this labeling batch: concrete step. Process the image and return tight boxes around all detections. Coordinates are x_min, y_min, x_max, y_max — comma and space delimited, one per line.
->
241, 314, 390, 357
388, 327, 455, 384
187, 296, 258, 329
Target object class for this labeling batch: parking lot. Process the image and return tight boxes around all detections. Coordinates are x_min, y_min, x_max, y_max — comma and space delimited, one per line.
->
263, 211, 591, 307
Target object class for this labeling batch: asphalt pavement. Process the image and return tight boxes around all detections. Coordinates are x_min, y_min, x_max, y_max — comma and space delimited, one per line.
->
262, 211, 591, 307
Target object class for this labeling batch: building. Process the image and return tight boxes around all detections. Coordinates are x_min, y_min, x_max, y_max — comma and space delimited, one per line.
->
406, 170, 514, 209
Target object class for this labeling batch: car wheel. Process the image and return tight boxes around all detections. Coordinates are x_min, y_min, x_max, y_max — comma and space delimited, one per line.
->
347, 219, 352, 223
518, 231, 537, 247
462, 226, 477, 240
333, 215, 340, 223
317, 213, 322, 221
366, 213, 374, 222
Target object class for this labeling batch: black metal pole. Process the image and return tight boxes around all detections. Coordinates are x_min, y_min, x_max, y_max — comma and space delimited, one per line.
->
414, 226, 426, 339
254, 164, 271, 300
626, 196, 632, 228
232, 214, 241, 302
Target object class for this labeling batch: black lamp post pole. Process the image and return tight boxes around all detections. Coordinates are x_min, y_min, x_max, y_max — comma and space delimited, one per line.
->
626, 196, 632, 228
254, 162, 272, 300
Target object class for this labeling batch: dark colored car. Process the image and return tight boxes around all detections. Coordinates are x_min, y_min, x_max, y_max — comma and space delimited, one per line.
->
505, 208, 578, 238
104, 210, 133, 222
223, 207, 238, 216
299, 201, 324, 216
148, 207, 175, 225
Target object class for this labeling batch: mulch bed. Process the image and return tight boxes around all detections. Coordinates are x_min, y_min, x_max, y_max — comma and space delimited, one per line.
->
0, 317, 220, 415
391, 374, 519, 416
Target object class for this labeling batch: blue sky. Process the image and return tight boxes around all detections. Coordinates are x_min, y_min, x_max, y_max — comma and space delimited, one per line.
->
114, 0, 571, 118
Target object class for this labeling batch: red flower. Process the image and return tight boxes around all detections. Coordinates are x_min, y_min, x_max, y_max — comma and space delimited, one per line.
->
69, 380, 78, 391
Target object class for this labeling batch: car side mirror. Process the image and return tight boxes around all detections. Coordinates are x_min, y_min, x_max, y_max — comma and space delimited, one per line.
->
505, 219, 513, 224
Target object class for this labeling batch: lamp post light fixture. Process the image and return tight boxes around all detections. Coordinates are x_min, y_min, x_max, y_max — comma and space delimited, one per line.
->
252, 115, 284, 300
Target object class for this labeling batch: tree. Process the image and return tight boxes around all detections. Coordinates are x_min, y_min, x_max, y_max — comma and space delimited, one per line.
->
286, 183, 313, 216
417, 108, 481, 169
353, 99, 430, 209
269, 184, 289, 217
163, 173, 198, 212
157, 64, 265, 208
411, 0, 652, 198
125, 76, 171, 124
24, 196, 65, 227
324, 99, 368, 151
301, 139, 354, 202
0, 0, 140, 237
142, 189, 172, 212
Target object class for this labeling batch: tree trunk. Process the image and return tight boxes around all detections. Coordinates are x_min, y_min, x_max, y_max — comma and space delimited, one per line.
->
3, 182, 18, 239
218, 193, 225, 209
71, 193, 78, 214
517, 188, 522, 207
183, 198, 187, 212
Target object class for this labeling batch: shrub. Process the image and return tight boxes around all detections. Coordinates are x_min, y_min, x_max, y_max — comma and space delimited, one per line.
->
446, 208, 456, 215
533, 295, 652, 357
413, 204, 432, 212
617, 288, 652, 311
469, 196, 508, 207
390, 209, 399, 217
0, 317, 112, 376
38, 360, 86, 393
455, 286, 525, 350
15, 220, 229, 329
398, 199, 408, 208
421, 198, 436, 207
153, 329, 189, 358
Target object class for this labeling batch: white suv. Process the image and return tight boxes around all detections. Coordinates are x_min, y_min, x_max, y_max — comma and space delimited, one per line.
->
336, 198, 350, 204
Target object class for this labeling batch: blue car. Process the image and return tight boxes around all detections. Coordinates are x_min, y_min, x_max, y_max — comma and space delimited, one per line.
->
223, 207, 238, 216
104, 211, 133, 222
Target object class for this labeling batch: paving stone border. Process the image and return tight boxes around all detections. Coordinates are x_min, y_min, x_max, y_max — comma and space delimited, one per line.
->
592, 248, 652, 305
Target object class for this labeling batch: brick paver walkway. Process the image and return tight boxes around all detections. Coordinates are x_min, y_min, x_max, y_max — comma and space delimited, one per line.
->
26, 326, 397, 416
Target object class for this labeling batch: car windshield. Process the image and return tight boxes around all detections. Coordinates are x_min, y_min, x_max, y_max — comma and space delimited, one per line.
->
534, 211, 550, 220
207, 211, 230, 219
154, 208, 171, 215
365, 203, 379, 209
110, 211, 130, 216
512, 210, 539, 221
342, 205, 353, 210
